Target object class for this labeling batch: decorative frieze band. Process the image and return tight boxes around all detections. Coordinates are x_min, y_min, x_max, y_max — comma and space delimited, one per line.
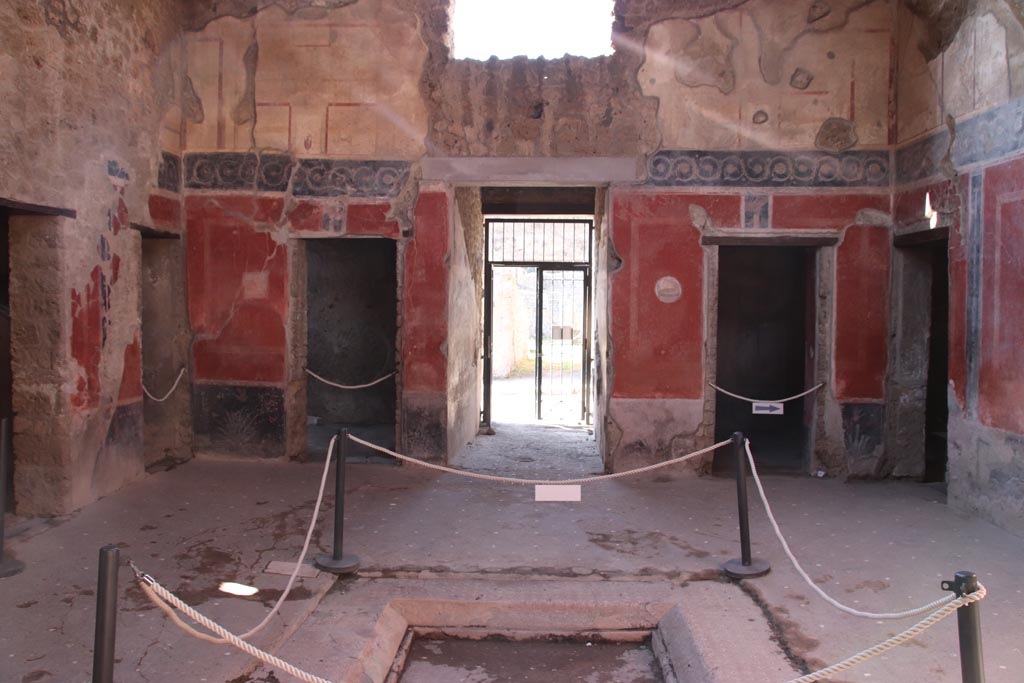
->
184, 153, 293, 192
291, 159, 410, 198
646, 150, 890, 188
895, 96, 1024, 185
181, 153, 410, 198
158, 152, 181, 193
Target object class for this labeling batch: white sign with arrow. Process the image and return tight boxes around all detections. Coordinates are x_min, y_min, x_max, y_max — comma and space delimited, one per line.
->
752, 402, 784, 415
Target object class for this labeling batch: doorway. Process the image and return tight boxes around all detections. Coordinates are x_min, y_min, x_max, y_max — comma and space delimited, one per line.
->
482, 219, 592, 426
924, 243, 949, 482
305, 238, 397, 460
141, 235, 191, 468
713, 247, 814, 474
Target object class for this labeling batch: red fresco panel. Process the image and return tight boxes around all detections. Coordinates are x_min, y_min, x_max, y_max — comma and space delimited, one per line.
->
979, 155, 1024, 432
148, 194, 181, 232
834, 225, 890, 400
402, 192, 449, 393
773, 194, 890, 230
118, 332, 143, 404
185, 195, 288, 384
610, 191, 707, 399
70, 265, 103, 410
347, 203, 400, 238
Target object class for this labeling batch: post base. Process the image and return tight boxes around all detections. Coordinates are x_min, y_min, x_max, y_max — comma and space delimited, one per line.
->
0, 555, 25, 578
723, 558, 771, 579
315, 553, 360, 575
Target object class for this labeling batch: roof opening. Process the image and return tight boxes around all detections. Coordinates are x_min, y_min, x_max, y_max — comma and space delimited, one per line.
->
451, 0, 614, 60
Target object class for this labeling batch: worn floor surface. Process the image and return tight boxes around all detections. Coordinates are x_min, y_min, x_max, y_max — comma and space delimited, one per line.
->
1, 428, 1021, 683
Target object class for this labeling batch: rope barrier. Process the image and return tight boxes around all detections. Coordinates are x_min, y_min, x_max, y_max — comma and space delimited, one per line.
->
745, 440, 955, 620
709, 382, 824, 404
143, 367, 187, 403
784, 583, 986, 683
347, 434, 733, 486
132, 435, 336, 646
135, 577, 335, 683
305, 368, 396, 390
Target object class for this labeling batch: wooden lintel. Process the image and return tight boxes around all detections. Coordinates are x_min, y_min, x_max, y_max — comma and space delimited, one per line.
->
893, 226, 949, 247
129, 222, 180, 240
700, 233, 840, 247
0, 197, 76, 219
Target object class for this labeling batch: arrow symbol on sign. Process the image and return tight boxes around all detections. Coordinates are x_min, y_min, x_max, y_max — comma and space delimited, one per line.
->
752, 402, 784, 415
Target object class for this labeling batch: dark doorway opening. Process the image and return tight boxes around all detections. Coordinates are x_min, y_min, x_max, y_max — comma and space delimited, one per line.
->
141, 235, 191, 469
306, 238, 397, 461
924, 243, 949, 482
714, 246, 814, 474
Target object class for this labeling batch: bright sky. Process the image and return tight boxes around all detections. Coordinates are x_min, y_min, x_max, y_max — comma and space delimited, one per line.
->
451, 0, 615, 60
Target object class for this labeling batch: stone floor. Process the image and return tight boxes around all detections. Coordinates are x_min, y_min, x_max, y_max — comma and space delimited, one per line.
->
1, 427, 1021, 683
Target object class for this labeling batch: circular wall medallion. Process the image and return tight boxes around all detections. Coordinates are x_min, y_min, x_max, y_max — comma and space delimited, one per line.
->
655, 276, 682, 303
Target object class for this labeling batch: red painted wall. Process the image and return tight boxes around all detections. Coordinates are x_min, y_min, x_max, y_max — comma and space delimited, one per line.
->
118, 332, 142, 404
774, 194, 889, 230
979, 156, 1024, 432
610, 191, 712, 399
402, 191, 449, 393
285, 200, 399, 238
70, 265, 104, 410
148, 195, 182, 233
186, 196, 288, 384
834, 225, 890, 400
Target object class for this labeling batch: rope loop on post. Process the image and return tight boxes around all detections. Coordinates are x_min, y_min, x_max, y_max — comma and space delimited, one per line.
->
785, 583, 986, 683
143, 367, 187, 403
708, 382, 824, 404
745, 439, 956, 620
305, 368, 396, 390
347, 433, 733, 486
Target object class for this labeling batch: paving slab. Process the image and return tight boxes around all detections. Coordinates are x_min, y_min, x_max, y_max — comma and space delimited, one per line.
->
0, 440, 1021, 683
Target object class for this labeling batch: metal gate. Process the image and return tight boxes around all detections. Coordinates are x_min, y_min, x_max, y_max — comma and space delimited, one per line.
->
482, 218, 593, 425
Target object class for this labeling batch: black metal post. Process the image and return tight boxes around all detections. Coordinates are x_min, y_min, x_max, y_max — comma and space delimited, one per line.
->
942, 571, 985, 683
315, 430, 360, 574
92, 545, 120, 683
723, 432, 770, 579
0, 417, 25, 578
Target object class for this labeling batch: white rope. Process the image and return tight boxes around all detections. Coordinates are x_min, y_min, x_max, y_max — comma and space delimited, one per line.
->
347, 434, 732, 486
138, 579, 335, 683
135, 435, 337, 646
709, 382, 824, 404
305, 368, 395, 390
785, 583, 986, 683
143, 367, 187, 403
746, 440, 955, 619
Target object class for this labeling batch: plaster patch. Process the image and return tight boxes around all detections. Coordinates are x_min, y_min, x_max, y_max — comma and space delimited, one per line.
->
654, 276, 682, 303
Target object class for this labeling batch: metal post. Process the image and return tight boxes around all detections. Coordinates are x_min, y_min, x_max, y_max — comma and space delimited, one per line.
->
0, 417, 25, 578
315, 430, 360, 574
723, 432, 770, 579
942, 571, 985, 683
92, 545, 120, 683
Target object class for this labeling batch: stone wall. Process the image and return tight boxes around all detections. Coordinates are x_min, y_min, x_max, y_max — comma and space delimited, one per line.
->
893, 2, 1024, 533
447, 190, 482, 456
5, 0, 1012, 527
0, 0, 184, 515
